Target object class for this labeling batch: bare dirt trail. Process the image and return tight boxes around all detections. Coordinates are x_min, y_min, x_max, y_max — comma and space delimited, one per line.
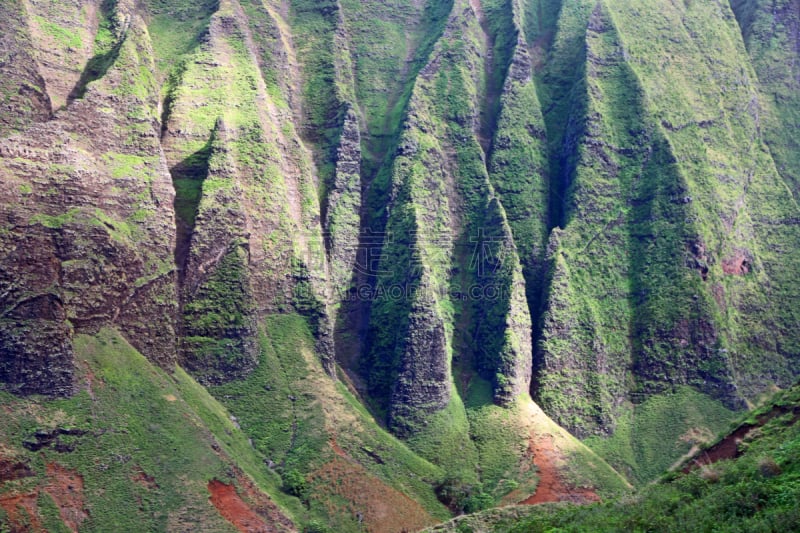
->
520, 435, 600, 505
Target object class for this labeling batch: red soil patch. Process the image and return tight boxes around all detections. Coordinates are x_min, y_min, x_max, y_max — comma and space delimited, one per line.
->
520, 435, 600, 505
0, 461, 87, 533
44, 463, 88, 533
722, 252, 751, 275
0, 492, 42, 533
231, 472, 294, 531
329, 436, 347, 458
310, 456, 435, 533
208, 476, 293, 533
208, 479, 270, 533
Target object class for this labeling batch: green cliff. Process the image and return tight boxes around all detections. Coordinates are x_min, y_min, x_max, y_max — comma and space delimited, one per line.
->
1, 0, 798, 531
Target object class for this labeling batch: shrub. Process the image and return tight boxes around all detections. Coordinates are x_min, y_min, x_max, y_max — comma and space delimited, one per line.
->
282, 469, 309, 501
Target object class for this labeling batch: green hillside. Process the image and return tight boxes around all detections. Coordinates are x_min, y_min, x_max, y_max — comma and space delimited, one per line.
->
1, 0, 799, 531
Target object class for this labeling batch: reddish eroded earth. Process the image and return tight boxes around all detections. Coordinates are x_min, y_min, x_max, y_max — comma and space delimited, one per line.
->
0, 454, 38, 532
208, 479, 270, 533
682, 424, 750, 472
44, 463, 88, 532
682, 403, 800, 472
131, 465, 159, 490
0, 492, 42, 533
329, 436, 347, 458
520, 435, 600, 505
310, 455, 436, 533
0, 460, 87, 533
722, 251, 751, 275
208, 474, 294, 533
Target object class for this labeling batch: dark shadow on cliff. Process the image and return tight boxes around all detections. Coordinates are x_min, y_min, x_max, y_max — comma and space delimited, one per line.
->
171, 134, 213, 285
529, 13, 589, 401
336, 0, 454, 400
67, 0, 125, 104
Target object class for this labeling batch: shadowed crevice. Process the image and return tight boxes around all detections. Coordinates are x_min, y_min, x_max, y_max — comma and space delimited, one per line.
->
171, 134, 214, 286
67, 0, 126, 104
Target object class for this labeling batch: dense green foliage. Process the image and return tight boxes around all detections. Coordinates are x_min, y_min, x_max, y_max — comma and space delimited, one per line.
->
428, 385, 800, 532
3, 0, 800, 530
584, 387, 736, 485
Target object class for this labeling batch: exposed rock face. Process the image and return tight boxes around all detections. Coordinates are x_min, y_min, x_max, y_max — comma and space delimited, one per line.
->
178, 121, 259, 384
24, 0, 100, 109
0, 3, 177, 395
0, 293, 73, 396
324, 106, 361, 293
389, 291, 451, 436
0, 0, 53, 135
362, 0, 536, 442
161, 0, 336, 380
474, 198, 533, 405
1, 0, 799, 465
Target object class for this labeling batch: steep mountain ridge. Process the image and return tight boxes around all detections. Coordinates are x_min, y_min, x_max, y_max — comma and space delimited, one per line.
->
1, 0, 180, 396
1, 0, 799, 530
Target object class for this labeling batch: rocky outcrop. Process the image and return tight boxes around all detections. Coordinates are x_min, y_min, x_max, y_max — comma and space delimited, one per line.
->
364, 0, 536, 440
473, 198, 533, 405
23, 0, 100, 109
160, 0, 336, 380
389, 288, 451, 435
324, 106, 361, 294
530, 0, 800, 436
0, 0, 53, 135
177, 120, 259, 384
0, 3, 178, 395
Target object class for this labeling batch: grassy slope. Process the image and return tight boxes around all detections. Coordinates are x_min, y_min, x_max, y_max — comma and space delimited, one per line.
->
584, 387, 736, 485
144, 0, 219, 81
427, 384, 800, 532
0, 328, 302, 532
607, 0, 800, 399
506, 385, 800, 532
209, 314, 451, 531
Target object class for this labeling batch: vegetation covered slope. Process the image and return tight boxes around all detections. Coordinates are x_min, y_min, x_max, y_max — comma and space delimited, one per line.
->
1, 0, 799, 529
427, 383, 800, 532
0, 328, 300, 532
